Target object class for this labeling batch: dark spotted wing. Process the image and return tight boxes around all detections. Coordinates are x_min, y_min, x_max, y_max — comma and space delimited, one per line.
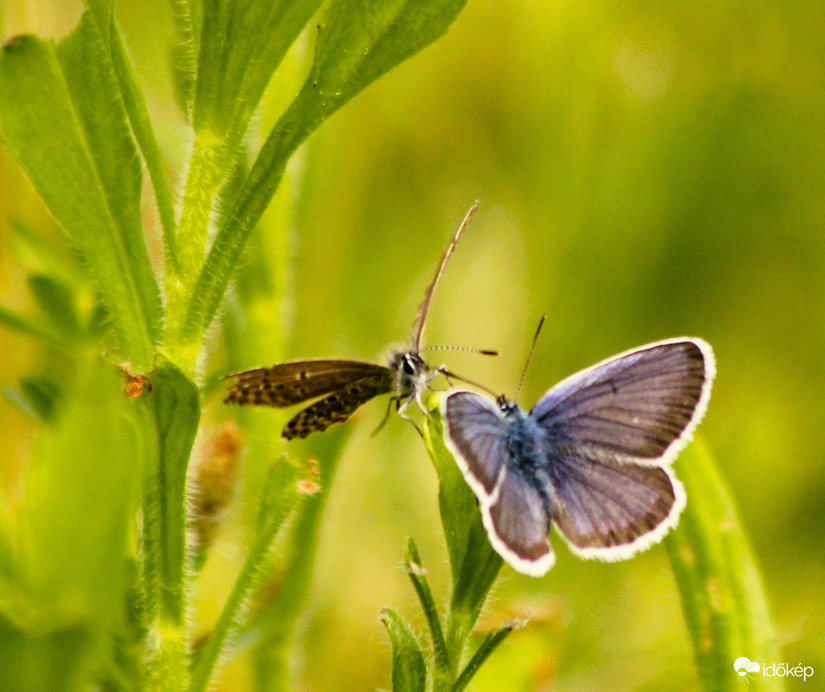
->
282, 373, 395, 439
223, 359, 392, 407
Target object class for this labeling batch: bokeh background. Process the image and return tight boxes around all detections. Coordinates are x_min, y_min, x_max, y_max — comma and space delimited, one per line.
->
2, 1, 824, 690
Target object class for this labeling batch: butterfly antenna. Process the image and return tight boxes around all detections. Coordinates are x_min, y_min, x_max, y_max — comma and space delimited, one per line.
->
439, 368, 498, 397
514, 314, 547, 403
410, 201, 480, 350
421, 344, 498, 356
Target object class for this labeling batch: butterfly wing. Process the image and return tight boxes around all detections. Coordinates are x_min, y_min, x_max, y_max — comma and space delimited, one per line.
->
223, 360, 392, 407
441, 390, 555, 576
441, 390, 509, 496
547, 452, 685, 560
532, 338, 713, 559
282, 372, 394, 439
486, 466, 555, 575
532, 338, 715, 465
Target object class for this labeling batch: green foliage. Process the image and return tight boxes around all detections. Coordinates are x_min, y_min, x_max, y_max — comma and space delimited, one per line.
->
180, 0, 470, 347
0, 0, 471, 689
0, 23, 161, 369
666, 440, 783, 692
0, 359, 145, 691
381, 607, 428, 692
379, 405, 515, 691
0, 0, 792, 689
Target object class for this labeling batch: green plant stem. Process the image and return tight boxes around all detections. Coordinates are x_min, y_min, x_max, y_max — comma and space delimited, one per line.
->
188, 492, 298, 692
165, 133, 228, 367
142, 485, 189, 692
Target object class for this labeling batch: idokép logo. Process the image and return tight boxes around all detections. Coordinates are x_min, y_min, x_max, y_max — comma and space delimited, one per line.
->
734, 657, 814, 683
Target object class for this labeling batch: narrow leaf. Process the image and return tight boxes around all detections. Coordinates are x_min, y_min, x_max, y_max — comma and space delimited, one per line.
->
422, 401, 502, 674
380, 607, 428, 692
181, 0, 470, 340
240, 433, 347, 688
143, 358, 201, 627
451, 620, 524, 692
55, 13, 162, 347
405, 538, 450, 675
26, 274, 82, 340
169, 0, 200, 117
140, 359, 200, 690
665, 440, 782, 692
0, 23, 160, 369
422, 401, 502, 602
84, 0, 179, 271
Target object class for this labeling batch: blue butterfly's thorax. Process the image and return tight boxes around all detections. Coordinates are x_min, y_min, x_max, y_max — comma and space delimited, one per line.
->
500, 399, 554, 499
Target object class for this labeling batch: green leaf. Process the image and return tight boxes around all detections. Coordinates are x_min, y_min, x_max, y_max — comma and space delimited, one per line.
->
140, 358, 200, 689
169, 0, 201, 117
451, 620, 523, 692
84, 0, 178, 272
0, 305, 62, 347
16, 375, 64, 422
181, 0, 470, 341
240, 432, 348, 689
142, 359, 201, 626
26, 274, 82, 340
380, 608, 428, 692
665, 440, 783, 692
165, 0, 321, 360
0, 19, 161, 369
423, 402, 502, 609
405, 538, 450, 676
193, 0, 322, 140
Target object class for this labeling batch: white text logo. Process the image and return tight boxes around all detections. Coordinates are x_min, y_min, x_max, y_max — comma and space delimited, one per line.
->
735, 657, 814, 683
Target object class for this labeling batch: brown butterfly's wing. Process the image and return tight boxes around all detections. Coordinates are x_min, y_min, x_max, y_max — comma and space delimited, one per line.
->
223, 360, 392, 407
282, 372, 395, 439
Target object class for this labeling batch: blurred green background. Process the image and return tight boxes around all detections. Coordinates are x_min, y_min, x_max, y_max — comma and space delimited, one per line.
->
2, 1, 824, 690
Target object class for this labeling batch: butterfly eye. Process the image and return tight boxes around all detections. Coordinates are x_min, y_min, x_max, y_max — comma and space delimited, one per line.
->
402, 355, 417, 375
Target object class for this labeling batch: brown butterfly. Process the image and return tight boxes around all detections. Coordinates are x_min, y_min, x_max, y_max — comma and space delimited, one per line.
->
224, 203, 492, 439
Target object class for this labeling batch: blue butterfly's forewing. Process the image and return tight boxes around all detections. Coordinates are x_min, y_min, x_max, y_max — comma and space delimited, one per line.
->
532, 339, 715, 465
441, 391, 509, 497
442, 338, 715, 576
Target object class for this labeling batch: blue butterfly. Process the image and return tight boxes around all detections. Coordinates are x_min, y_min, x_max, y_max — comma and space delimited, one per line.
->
441, 338, 715, 576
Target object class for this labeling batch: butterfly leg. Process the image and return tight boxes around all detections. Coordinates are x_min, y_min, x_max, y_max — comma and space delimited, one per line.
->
396, 392, 425, 436
371, 396, 398, 436
412, 367, 442, 413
